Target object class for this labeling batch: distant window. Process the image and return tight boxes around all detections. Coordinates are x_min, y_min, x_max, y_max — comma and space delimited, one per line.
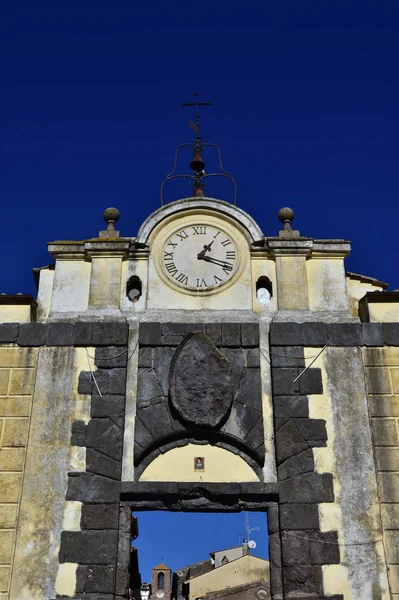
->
158, 572, 165, 589
256, 277, 272, 304
221, 556, 229, 565
127, 276, 142, 302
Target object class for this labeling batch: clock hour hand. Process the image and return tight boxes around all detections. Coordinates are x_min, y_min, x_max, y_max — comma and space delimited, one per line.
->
197, 240, 214, 260
199, 255, 233, 271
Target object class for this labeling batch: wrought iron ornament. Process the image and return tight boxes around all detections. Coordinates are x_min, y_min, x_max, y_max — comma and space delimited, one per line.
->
160, 93, 237, 205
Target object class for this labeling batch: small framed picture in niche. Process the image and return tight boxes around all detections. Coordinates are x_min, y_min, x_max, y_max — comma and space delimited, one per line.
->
194, 457, 205, 472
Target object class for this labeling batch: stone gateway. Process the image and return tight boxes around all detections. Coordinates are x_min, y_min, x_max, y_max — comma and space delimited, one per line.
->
0, 156, 398, 599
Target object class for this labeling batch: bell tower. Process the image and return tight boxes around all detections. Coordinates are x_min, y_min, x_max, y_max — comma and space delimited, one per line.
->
150, 563, 172, 600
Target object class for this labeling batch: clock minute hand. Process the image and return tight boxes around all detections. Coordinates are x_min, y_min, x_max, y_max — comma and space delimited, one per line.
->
201, 255, 233, 270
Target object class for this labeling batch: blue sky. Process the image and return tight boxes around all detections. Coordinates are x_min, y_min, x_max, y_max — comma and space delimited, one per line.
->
134, 511, 269, 583
0, 1, 398, 294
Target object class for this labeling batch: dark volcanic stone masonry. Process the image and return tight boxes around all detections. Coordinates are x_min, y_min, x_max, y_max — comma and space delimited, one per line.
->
134, 323, 265, 478
269, 324, 342, 600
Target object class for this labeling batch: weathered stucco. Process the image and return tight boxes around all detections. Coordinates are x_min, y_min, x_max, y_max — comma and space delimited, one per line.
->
309, 347, 389, 599
9, 347, 91, 600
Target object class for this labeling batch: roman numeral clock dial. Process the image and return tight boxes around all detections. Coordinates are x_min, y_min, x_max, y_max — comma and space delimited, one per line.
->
160, 224, 239, 293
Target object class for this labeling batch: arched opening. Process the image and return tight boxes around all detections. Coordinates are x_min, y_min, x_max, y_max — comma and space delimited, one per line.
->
158, 571, 165, 589
256, 277, 273, 305
127, 276, 142, 302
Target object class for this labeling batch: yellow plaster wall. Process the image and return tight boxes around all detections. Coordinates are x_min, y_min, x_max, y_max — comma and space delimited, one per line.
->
345, 277, 384, 319
0, 347, 38, 600
36, 268, 54, 322
364, 347, 399, 598
307, 348, 390, 599
89, 256, 123, 309
274, 255, 309, 310
307, 258, 349, 312
139, 443, 259, 482
188, 555, 269, 600
0, 306, 31, 324
368, 303, 399, 323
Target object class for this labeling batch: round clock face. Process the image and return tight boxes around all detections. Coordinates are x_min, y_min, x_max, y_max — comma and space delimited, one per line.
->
161, 223, 239, 291
156, 591, 165, 598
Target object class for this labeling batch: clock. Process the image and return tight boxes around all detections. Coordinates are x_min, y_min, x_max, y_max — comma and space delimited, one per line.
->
161, 223, 239, 292
156, 591, 165, 599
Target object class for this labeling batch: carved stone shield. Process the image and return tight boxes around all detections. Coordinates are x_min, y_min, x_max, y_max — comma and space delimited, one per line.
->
169, 333, 233, 428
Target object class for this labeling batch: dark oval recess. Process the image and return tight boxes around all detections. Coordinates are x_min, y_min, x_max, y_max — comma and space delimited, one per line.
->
169, 332, 233, 428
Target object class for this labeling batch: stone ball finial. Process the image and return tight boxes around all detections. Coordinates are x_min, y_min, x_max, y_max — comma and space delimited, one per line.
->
104, 207, 120, 225
278, 207, 295, 225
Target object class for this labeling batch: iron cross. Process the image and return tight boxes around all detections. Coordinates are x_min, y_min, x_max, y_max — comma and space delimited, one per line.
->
182, 92, 212, 132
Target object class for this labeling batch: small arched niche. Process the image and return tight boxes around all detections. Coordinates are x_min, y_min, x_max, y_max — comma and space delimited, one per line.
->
126, 275, 142, 302
138, 443, 260, 483
256, 276, 273, 305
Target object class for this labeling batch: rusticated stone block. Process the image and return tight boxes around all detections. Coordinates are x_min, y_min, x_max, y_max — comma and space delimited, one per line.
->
300, 322, 327, 346
206, 323, 221, 346
46, 323, 74, 346
59, 530, 118, 564
221, 323, 241, 346
18, 323, 47, 346
279, 472, 334, 504
362, 323, 384, 346
0, 323, 19, 343
138, 347, 153, 368
95, 346, 127, 368
275, 420, 307, 464
86, 448, 121, 480
223, 402, 260, 441
271, 346, 305, 368
86, 418, 123, 460
294, 419, 327, 443
377, 472, 399, 502
274, 396, 309, 418
327, 323, 362, 346
281, 530, 311, 565
272, 368, 300, 395
310, 531, 340, 564
91, 395, 125, 418
280, 503, 319, 530
241, 323, 260, 347
278, 449, 315, 480
74, 322, 129, 346
138, 401, 173, 440
383, 323, 399, 346
67, 473, 120, 503
71, 420, 86, 446
136, 368, 162, 404
161, 323, 204, 337
236, 368, 262, 408
283, 564, 321, 595
139, 323, 161, 346
372, 418, 398, 446
78, 371, 92, 395
81, 503, 119, 530
154, 346, 175, 396
270, 323, 302, 346
94, 368, 126, 395
245, 348, 260, 368
375, 448, 399, 471
298, 369, 323, 395
76, 564, 116, 593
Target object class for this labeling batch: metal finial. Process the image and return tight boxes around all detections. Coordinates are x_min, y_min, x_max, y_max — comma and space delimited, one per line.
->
160, 96, 237, 205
